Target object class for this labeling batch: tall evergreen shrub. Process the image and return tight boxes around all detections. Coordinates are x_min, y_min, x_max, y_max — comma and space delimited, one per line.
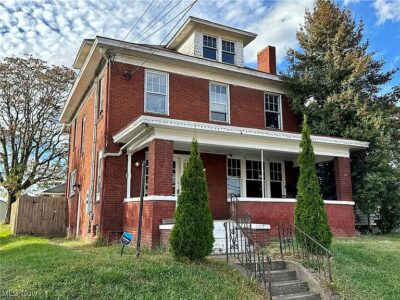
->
294, 118, 332, 249
170, 139, 214, 260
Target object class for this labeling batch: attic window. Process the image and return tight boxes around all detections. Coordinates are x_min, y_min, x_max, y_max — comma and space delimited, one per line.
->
203, 35, 217, 60
222, 40, 235, 64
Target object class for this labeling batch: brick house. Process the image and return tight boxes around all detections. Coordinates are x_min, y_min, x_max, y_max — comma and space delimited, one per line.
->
61, 17, 368, 248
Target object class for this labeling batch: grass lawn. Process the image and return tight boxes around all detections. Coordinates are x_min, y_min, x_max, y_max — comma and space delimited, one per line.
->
0, 224, 263, 299
332, 233, 400, 300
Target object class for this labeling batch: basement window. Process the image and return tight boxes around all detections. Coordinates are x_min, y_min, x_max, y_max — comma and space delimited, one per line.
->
203, 35, 217, 60
222, 40, 235, 64
145, 70, 169, 115
265, 93, 282, 129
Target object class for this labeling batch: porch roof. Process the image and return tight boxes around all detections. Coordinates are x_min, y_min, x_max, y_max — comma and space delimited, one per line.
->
113, 116, 369, 158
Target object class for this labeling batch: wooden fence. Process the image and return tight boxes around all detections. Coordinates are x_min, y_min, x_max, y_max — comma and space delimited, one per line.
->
10, 195, 66, 236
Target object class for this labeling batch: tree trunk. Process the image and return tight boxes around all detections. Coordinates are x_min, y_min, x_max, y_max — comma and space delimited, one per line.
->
4, 192, 17, 224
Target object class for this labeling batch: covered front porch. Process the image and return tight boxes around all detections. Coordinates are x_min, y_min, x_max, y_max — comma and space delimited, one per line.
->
115, 116, 368, 247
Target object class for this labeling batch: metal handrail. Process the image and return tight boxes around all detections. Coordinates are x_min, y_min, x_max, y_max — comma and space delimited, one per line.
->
225, 196, 272, 297
278, 223, 333, 282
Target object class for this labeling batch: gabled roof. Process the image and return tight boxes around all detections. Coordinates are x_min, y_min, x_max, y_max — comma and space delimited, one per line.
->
166, 16, 257, 50
42, 183, 66, 195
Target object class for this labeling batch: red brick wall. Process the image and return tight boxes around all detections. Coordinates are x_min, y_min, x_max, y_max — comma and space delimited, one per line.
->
202, 153, 230, 219
334, 157, 353, 201
123, 200, 176, 248
148, 139, 173, 196
244, 202, 355, 236
109, 62, 300, 134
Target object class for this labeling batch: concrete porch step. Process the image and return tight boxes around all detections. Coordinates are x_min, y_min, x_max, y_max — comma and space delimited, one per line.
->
272, 291, 321, 300
267, 269, 297, 282
245, 260, 286, 271
271, 280, 309, 296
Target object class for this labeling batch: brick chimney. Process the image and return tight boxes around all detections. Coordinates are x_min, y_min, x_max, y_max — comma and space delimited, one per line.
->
257, 46, 276, 75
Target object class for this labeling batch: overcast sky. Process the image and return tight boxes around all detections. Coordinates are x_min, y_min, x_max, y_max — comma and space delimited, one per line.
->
1, 0, 399, 92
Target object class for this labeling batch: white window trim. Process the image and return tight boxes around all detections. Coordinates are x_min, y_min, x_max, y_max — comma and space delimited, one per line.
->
221, 38, 236, 65
97, 75, 105, 115
209, 81, 230, 123
202, 34, 218, 61
226, 156, 286, 199
96, 150, 104, 201
69, 169, 77, 197
264, 92, 283, 130
144, 69, 169, 115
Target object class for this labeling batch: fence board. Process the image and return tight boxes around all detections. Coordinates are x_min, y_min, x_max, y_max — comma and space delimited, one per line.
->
10, 195, 66, 236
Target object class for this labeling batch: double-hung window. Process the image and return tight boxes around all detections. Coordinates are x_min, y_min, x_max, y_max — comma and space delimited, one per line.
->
69, 170, 77, 197
270, 162, 283, 198
222, 40, 235, 64
227, 158, 241, 197
80, 116, 86, 155
203, 35, 217, 60
96, 151, 103, 201
97, 76, 104, 115
246, 160, 264, 198
145, 70, 168, 114
210, 83, 229, 122
265, 93, 282, 129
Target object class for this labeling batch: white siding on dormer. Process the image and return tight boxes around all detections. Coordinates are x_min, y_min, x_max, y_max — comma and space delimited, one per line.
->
176, 32, 195, 56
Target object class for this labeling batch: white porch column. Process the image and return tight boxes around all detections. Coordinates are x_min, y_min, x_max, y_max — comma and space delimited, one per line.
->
261, 149, 265, 198
126, 153, 132, 199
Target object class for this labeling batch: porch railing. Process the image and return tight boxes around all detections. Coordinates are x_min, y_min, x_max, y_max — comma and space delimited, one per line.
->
225, 196, 272, 297
277, 223, 333, 282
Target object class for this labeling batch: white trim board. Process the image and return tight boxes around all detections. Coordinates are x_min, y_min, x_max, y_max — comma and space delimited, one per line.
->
229, 197, 355, 206
160, 223, 270, 230
124, 196, 177, 202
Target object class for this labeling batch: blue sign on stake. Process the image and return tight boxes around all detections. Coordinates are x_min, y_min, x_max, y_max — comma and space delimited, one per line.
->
120, 231, 134, 256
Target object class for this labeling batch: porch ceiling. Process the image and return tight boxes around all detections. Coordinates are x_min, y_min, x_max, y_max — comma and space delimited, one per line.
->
113, 116, 369, 158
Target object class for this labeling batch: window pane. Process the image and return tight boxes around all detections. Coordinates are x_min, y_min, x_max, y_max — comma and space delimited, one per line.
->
211, 111, 226, 121
266, 111, 280, 128
271, 182, 283, 198
222, 52, 235, 64
246, 180, 262, 197
222, 40, 235, 53
211, 102, 226, 113
146, 93, 166, 113
228, 178, 241, 197
203, 35, 217, 48
203, 47, 217, 60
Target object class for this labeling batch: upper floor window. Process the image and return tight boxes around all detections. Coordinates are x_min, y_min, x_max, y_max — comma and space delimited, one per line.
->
80, 116, 86, 155
69, 169, 77, 197
210, 83, 229, 122
265, 93, 282, 129
97, 76, 104, 115
145, 70, 169, 115
203, 35, 217, 60
222, 40, 235, 64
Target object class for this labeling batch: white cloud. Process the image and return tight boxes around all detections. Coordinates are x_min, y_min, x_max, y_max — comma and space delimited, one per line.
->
0, 0, 312, 68
373, 0, 400, 24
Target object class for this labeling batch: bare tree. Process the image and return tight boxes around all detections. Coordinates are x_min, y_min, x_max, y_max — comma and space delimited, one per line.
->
0, 55, 76, 224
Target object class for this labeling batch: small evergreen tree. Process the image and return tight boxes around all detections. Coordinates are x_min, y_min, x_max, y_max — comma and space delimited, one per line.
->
170, 139, 214, 260
295, 117, 332, 249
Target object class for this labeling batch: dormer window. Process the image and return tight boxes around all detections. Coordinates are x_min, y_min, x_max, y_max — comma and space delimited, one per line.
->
203, 35, 217, 60
222, 40, 235, 64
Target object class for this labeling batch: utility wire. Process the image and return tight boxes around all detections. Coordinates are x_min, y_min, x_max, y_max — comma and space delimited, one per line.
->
130, 0, 178, 43
118, 0, 156, 45
129, 0, 198, 76
137, 0, 195, 44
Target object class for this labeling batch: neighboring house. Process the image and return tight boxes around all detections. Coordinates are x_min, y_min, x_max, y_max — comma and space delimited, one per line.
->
41, 183, 66, 197
0, 199, 7, 222
60, 17, 368, 247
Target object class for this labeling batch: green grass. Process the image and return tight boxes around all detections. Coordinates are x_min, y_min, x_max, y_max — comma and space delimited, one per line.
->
0, 225, 263, 299
332, 233, 400, 300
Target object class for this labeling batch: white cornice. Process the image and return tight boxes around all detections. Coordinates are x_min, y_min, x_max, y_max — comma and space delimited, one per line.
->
114, 115, 369, 150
